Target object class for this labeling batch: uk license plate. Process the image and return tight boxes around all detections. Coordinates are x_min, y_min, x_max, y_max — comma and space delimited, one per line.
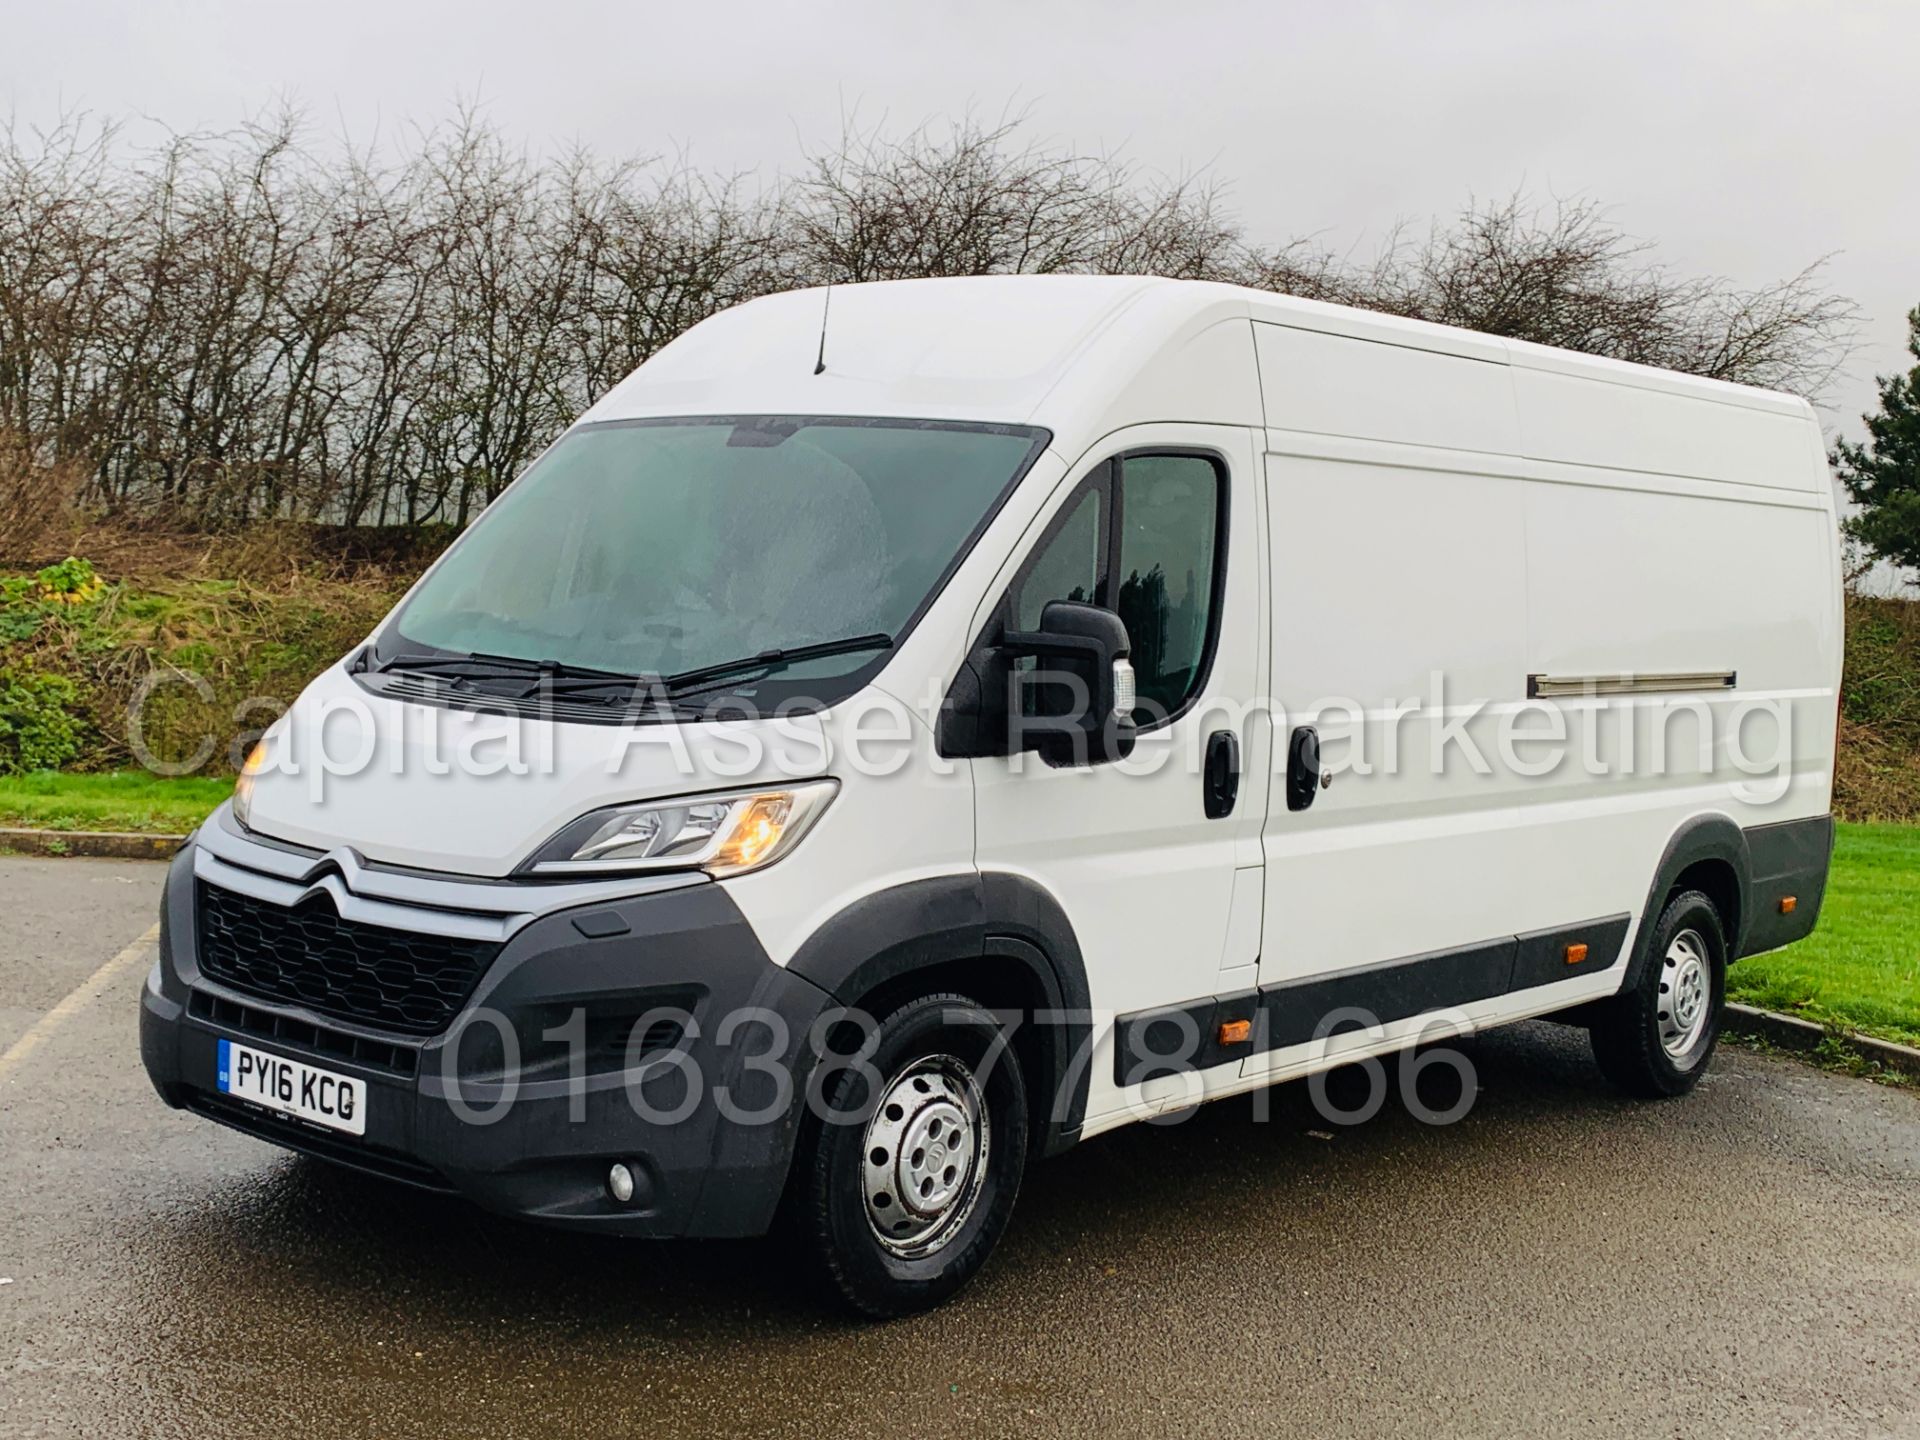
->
216, 1038, 367, 1136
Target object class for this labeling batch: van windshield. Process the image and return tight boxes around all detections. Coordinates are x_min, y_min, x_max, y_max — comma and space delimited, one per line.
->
385, 416, 1047, 701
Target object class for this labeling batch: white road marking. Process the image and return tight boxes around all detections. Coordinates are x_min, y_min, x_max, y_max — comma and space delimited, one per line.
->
0, 922, 160, 1082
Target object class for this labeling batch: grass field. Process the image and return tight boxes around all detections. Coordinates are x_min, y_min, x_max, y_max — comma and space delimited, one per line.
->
0, 770, 232, 835
1, 769, 1915, 1047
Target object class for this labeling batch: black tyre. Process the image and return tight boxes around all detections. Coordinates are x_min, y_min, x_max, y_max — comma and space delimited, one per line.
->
790, 992, 1028, 1319
1590, 890, 1727, 1098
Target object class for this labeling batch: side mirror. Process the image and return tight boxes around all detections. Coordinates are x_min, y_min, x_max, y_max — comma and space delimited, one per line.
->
1003, 600, 1137, 766
936, 600, 1137, 765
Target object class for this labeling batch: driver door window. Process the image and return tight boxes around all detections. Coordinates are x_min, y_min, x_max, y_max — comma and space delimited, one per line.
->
1005, 453, 1224, 727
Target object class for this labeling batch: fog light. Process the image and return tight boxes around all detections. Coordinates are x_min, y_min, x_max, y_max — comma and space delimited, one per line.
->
608, 1162, 636, 1204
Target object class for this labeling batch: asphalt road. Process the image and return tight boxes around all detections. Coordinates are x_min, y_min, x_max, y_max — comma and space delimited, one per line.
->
2, 855, 1917, 1439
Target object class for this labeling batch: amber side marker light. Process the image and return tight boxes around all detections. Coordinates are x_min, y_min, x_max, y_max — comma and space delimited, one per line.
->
1779, 896, 1798, 915
1218, 1019, 1253, 1046
1564, 943, 1589, 965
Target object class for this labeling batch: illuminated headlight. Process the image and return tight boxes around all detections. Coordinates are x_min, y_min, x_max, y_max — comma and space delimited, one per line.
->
523, 779, 839, 878
231, 734, 273, 829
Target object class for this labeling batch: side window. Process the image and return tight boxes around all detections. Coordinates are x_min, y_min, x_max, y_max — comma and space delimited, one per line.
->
1114, 455, 1220, 719
1002, 453, 1224, 727
1008, 480, 1105, 632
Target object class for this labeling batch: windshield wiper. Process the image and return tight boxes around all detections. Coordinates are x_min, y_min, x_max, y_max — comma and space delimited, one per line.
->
377, 650, 645, 683
371, 634, 892, 707
373, 649, 678, 709
665, 632, 894, 697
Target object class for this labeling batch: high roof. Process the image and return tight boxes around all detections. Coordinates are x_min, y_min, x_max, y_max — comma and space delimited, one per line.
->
582, 275, 1810, 444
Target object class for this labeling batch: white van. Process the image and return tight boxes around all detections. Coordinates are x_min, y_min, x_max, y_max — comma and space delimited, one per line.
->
141, 276, 1840, 1315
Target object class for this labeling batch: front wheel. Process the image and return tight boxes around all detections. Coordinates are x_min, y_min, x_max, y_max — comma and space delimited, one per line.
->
1590, 890, 1727, 1098
790, 993, 1029, 1318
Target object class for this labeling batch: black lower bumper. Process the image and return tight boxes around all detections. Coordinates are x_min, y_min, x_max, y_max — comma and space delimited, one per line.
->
140, 846, 835, 1238
1738, 813, 1835, 957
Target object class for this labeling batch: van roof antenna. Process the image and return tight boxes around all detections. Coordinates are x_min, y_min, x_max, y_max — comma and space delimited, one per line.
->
813, 282, 832, 376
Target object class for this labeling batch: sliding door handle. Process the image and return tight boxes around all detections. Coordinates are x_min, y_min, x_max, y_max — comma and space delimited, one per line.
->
1203, 729, 1241, 819
1287, 725, 1321, 811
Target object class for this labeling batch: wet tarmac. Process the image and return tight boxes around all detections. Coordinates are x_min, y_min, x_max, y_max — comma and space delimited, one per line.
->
2, 855, 1917, 1438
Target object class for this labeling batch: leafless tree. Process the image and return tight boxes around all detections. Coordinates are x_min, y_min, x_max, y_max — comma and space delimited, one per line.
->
787, 116, 1250, 283
0, 112, 1860, 535
1255, 194, 1858, 396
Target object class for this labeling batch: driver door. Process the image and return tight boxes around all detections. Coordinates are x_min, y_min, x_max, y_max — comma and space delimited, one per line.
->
969, 425, 1268, 1127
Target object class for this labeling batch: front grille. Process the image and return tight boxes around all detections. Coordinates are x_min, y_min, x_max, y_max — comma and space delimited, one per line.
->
196, 880, 500, 1035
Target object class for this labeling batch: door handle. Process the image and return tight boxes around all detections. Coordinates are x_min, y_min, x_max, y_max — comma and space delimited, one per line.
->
1286, 725, 1321, 811
1203, 729, 1241, 819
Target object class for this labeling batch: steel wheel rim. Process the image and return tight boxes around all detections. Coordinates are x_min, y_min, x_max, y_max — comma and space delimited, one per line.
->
861, 1053, 990, 1259
1658, 928, 1713, 1063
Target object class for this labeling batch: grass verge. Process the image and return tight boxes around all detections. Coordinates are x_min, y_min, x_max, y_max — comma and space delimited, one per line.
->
1728, 821, 1920, 1049
0, 769, 230, 834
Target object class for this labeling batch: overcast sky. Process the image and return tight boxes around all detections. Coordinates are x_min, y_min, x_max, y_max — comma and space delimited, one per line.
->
6, 0, 1917, 438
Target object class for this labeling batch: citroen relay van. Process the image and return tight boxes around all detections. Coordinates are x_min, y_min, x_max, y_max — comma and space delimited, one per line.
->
141, 275, 1839, 1316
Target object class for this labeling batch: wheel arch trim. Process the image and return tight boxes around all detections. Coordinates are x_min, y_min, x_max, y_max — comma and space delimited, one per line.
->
783, 872, 1092, 1156
1625, 813, 1751, 989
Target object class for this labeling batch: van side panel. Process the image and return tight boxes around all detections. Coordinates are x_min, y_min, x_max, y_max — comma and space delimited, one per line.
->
1249, 325, 1839, 1075
1254, 323, 1517, 454
1524, 478, 1835, 687
1256, 445, 1600, 995
1264, 455, 1525, 702
1253, 323, 1544, 1005
1520, 471, 1840, 821
1511, 364, 1818, 492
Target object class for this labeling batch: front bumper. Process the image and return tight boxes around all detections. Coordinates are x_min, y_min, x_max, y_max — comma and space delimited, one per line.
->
140, 830, 834, 1238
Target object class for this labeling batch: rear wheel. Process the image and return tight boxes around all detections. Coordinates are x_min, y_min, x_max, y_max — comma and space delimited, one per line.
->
1590, 890, 1727, 1098
790, 992, 1028, 1318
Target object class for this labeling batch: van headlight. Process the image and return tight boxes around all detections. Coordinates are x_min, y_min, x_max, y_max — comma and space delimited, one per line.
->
521, 780, 839, 878
231, 733, 274, 829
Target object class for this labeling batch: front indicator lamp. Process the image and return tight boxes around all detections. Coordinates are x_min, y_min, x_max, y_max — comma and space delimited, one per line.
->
523, 780, 839, 878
